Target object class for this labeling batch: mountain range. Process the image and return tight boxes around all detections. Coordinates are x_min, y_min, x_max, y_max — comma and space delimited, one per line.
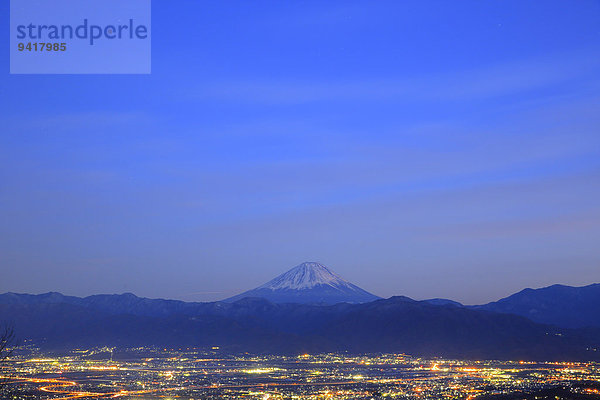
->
1, 292, 599, 360
474, 283, 600, 328
1, 262, 599, 360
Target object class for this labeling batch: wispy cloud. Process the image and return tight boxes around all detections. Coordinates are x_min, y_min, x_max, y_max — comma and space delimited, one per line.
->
7, 111, 155, 132
191, 50, 599, 105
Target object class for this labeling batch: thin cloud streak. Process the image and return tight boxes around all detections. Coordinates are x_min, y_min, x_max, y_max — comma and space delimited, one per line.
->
193, 51, 599, 104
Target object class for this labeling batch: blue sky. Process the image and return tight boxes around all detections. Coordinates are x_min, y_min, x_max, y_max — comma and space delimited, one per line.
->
1, 0, 599, 304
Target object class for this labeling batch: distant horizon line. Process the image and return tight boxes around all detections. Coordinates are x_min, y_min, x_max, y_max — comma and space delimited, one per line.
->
2, 281, 599, 307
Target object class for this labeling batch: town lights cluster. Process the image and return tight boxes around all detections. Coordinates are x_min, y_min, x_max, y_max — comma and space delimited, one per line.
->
1, 348, 599, 399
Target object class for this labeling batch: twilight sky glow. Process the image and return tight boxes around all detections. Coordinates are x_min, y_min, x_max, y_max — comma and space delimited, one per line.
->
1, 1, 599, 304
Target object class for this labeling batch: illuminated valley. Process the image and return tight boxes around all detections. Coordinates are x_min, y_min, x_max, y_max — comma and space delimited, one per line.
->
2, 348, 600, 400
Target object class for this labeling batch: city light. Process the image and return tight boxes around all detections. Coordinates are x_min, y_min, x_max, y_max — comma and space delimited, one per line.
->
2, 347, 599, 399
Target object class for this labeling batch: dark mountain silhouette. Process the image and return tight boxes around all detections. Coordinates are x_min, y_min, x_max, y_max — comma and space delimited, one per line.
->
1, 292, 599, 361
474, 283, 600, 329
422, 298, 463, 307
0, 291, 205, 317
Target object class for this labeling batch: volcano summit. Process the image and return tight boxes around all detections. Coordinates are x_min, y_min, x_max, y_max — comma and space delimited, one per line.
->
224, 262, 381, 304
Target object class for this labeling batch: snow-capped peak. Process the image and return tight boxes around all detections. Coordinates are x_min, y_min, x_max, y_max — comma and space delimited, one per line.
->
224, 261, 381, 304
257, 262, 352, 290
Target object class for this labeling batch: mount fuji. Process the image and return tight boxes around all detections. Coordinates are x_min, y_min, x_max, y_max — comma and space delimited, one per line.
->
224, 262, 381, 305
